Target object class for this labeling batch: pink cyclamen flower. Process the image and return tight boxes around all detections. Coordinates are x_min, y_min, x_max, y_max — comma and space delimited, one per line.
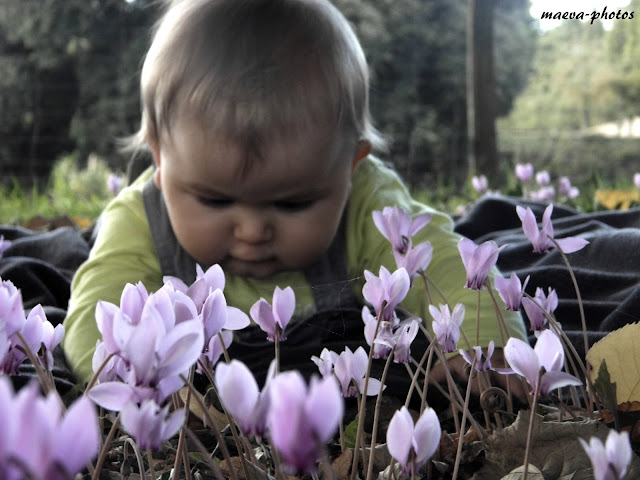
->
121, 399, 184, 451
215, 359, 271, 437
530, 185, 556, 203
429, 303, 464, 353
499, 329, 582, 396
517, 204, 589, 254
579, 429, 632, 480
362, 266, 410, 321
460, 341, 495, 372
633, 173, 640, 189
372, 206, 431, 255
164, 263, 226, 312
250, 286, 295, 342
558, 176, 579, 199
267, 371, 343, 474
522, 287, 558, 335
458, 238, 505, 290
515, 163, 534, 183
386, 406, 441, 476
362, 306, 395, 359
390, 319, 420, 364
393, 240, 433, 280
333, 346, 384, 397
311, 348, 340, 378
0, 379, 99, 480
472, 175, 488, 194
494, 273, 530, 311
89, 288, 205, 410
536, 170, 550, 186
107, 173, 123, 196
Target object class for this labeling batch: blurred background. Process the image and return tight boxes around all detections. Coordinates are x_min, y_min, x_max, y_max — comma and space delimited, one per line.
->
0, 0, 638, 224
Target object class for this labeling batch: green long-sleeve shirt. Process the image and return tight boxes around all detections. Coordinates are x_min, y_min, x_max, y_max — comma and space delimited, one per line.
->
63, 156, 526, 383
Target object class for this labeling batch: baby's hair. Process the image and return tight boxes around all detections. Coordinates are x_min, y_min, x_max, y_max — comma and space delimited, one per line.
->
128, 0, 386, 168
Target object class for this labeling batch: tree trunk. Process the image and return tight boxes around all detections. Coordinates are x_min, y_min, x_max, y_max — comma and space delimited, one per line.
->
466, 0, 498, 184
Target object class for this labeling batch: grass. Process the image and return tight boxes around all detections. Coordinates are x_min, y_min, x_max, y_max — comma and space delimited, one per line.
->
0, 155, 122, 227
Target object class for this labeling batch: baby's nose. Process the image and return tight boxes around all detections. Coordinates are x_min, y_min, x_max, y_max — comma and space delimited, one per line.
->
233, 209, 272, 244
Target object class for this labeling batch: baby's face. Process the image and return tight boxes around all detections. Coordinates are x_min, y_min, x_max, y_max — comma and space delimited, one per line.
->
152, 114, 367, 278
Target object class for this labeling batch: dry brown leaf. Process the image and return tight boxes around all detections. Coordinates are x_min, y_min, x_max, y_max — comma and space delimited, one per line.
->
586, 322, 640, 405
595, 189, 640, 210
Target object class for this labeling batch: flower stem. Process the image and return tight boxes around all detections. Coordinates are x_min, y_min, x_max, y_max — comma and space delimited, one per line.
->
451, 366, 476, 480
366, 349, 395, 480
92, 412, 121, 480
522, 372, 542, 480
182, 426, 228, 480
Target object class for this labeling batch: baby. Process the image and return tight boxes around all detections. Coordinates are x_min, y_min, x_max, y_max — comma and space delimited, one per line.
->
63, 0, 526, 385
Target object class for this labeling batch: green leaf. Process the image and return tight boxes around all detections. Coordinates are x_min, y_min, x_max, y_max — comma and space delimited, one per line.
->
343, 416, 359, 449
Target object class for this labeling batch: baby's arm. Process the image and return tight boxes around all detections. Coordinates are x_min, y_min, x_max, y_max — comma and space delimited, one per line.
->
63, 178, 163, 384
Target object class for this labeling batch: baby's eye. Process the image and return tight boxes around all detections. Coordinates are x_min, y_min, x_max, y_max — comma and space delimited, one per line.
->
274, 199, 315, 212
198, 197, 233, 208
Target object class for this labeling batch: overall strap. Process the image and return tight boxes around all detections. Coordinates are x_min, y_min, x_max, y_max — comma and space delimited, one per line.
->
302, 215, 361, 313
142, 178, 198, 284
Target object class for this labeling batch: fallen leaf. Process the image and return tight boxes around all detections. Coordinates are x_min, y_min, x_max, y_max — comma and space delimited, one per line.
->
595, 189, 640, 210
474, 410, 640, 479
586, 322, 640, 405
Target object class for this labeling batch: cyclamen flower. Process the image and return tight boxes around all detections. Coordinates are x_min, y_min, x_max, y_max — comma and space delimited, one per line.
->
460, 341, 495, 372
89, 284, 205, 410
107, 173, 123, 196
362, 306, 395, 359
386, 406, 441, 476
372, 206, 432, 255
215, 359, 271, 438
0, 379, 99, 480
536, 170, 550, 186
515, 163, 534, 183
458, 238, 504, 290
393, 240, 433, 280
494, 273, 530, 311
579, 430, 632, 480
333, 346, 384, 397
517, 204, 589, 254
1, 302, 64, 375
121, 399, 184, 451
267, 371, 343, 474
390, 319, 420, 364
429, 303, 464, 353
362, 266, 410, 321
472, 175, 488, 194
499, 329, 582, 396
164, 264, 226, 312
634, 172, 640, 189
530, 186, 556, 203
522, 287, 558, 335
311, 348, 340, 378
558, 176, 579, 199
250, 286, 295, 342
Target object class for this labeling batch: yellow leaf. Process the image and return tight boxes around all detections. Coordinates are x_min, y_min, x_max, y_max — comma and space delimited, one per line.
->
595, 189, 640, 210
586, 322, 640, 405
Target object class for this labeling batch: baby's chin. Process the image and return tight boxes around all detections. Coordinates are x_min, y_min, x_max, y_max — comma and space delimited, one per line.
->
221, 257, 283, 279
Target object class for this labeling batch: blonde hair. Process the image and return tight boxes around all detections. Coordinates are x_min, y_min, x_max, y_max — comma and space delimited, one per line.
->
130, 0, 385, 163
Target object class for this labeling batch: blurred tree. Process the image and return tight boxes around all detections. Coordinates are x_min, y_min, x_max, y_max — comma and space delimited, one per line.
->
0, 0, 157, 187
1, 0, 534, 190
336, 0, 535, 188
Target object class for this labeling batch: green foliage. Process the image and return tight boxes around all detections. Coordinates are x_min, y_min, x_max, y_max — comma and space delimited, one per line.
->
0, 154, 117, 224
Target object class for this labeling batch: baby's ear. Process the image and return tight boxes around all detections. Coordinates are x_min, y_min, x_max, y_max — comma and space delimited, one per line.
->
352, 141, 371, 171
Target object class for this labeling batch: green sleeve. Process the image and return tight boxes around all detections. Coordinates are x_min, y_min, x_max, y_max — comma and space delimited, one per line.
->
346, 157, 527, 349
62, 169, 164, 384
